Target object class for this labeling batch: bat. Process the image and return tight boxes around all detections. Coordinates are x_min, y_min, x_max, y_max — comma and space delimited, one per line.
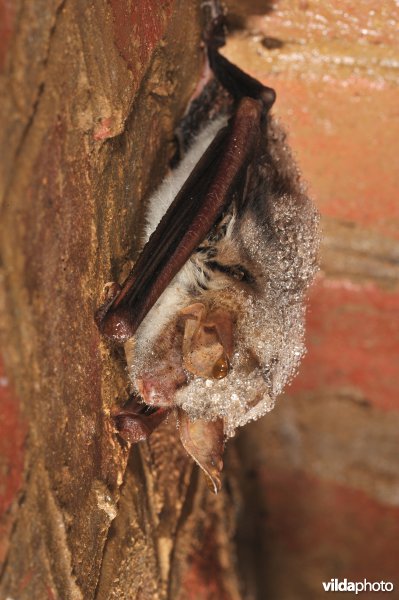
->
95, 16, 319, 493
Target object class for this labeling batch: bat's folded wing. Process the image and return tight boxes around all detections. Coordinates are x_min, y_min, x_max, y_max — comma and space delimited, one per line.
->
97, 97, 263, 343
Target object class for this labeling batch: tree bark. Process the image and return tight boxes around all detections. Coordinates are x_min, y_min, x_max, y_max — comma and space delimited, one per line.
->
0, 2, 243, 598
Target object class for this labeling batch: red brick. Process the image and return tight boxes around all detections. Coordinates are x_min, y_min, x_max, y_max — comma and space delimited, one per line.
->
247, 0, 399, 47
224, 0, 399, 240
269, 79, 399, 240
0, 357, 26, 563
221, 60, 399, 240
0, 0, 15, 72
289, 276, 399, 411
178, 522, 234, 600
260, 468, 399, 589
110, 0, 174, 73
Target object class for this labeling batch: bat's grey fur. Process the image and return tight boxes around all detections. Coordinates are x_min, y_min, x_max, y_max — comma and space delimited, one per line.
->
127, 114, 319, 437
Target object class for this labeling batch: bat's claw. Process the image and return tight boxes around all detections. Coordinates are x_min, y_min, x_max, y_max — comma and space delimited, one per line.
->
100, 281, 122, 305
95, 282, 121, 331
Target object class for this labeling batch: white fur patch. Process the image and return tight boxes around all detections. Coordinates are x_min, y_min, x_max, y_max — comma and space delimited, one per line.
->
135, 117, 227, 352
144, 117, 227, 239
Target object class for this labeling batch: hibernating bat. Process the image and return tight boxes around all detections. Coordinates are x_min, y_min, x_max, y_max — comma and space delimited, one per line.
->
95, 16, 319, 493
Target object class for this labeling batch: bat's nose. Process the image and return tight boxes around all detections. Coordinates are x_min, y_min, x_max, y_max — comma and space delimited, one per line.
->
136, 370, 187, 408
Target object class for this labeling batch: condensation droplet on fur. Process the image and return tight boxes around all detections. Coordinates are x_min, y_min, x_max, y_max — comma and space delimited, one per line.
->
126, 116, 320, 439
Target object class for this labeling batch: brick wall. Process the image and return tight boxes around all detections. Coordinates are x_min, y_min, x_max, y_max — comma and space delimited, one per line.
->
1, 1, 397, 597
225, 1, 399, 597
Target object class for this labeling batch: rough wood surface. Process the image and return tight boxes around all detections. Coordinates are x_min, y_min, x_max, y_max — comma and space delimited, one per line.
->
0, 2, 243, 598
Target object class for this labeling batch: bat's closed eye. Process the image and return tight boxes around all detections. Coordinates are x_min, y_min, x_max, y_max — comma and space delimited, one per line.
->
205, 260, 255, 285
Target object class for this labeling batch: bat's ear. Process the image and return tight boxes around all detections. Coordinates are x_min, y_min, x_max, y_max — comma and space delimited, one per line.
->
178, 409, 224, 494
180, 304, 234, 380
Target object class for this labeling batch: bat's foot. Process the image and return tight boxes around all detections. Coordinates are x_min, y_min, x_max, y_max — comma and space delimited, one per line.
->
112, 396, 171, 443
